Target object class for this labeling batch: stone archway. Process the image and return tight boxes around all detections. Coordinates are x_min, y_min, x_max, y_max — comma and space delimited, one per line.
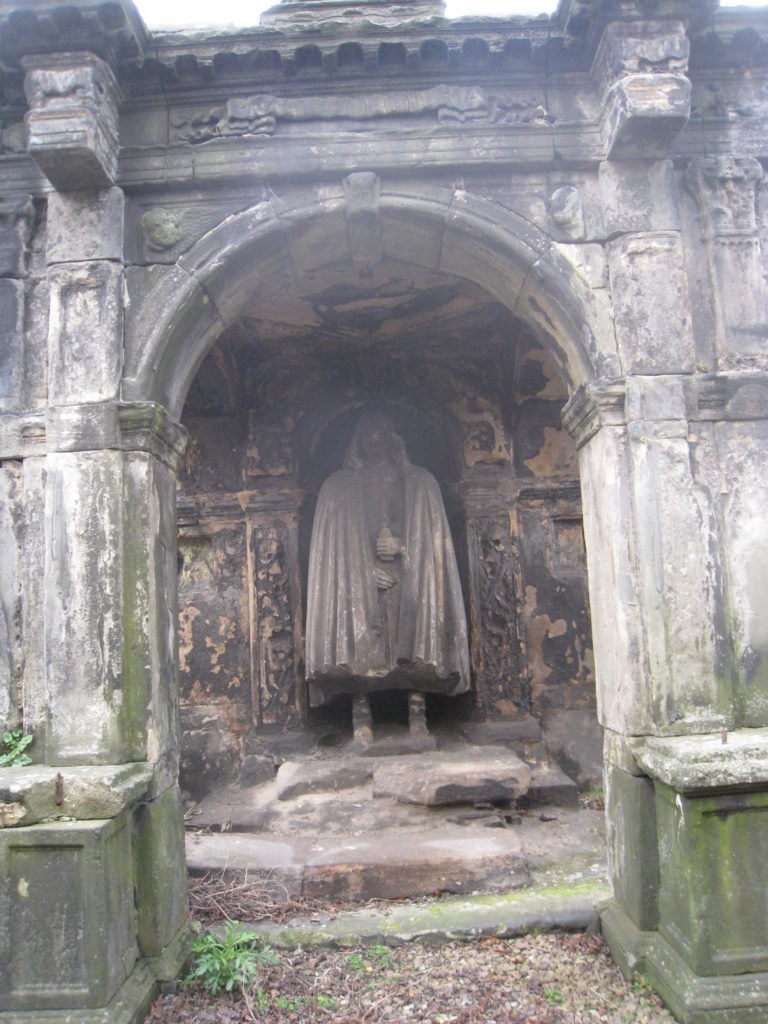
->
129, 188, 607, 792
122, 187, 615, 416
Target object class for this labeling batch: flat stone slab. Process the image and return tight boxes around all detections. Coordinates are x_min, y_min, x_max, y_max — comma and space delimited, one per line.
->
304, 826, 529, 900
275, 759, 373, 800
0, 763, 154, 828
373, 746, 531, 806
186, 825, 529, 901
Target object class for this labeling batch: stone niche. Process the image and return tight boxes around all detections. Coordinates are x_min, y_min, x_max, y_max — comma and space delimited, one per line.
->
175, 267, 596, 799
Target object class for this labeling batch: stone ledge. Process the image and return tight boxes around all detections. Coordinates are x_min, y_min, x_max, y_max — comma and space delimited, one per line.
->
629, 728, 768, 793
0, 763, 154, 828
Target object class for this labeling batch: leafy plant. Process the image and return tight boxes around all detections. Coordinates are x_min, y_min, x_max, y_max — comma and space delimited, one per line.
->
184, 924, 278, 995
544, 987, 565, 1006
0, 729, 33, 767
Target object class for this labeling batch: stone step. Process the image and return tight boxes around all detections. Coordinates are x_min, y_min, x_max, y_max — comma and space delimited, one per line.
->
275, 758, 373, 800
525, 766, 580, 809
372, 745, 531, 806
186, 825, 529, 902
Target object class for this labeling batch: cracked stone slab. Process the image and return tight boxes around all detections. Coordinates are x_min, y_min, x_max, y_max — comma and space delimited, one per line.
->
372, 746, 531, 806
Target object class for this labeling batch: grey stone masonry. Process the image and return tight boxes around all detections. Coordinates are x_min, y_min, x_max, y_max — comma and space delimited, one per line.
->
1, 0, 768, 1021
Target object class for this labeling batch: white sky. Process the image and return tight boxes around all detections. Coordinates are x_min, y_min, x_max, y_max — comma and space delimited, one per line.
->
134, 0, 768, 30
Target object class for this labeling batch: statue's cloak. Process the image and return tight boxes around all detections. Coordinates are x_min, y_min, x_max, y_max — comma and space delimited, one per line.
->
305, 465, 470, 706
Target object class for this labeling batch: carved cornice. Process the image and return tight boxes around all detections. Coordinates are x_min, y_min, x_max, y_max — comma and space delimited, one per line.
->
561, 377, 626, 449
0, 0, 149, 74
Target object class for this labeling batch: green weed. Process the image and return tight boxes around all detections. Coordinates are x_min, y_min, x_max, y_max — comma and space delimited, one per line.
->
184, 924, 278, 995
0, 729, 33, 767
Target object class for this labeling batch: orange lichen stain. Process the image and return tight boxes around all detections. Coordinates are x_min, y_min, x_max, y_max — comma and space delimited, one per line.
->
178, 605, 201, 673
524, 426, 578, 478
523, 585, 568, 687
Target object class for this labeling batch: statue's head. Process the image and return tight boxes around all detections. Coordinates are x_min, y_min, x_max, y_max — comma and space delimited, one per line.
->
344, 412, 410, 469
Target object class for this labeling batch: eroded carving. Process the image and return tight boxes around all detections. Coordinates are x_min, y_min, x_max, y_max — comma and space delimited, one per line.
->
549, 185, 585, 241
251, 519, 300, 727
142, 208, 184, 253
469, 514, 525, 718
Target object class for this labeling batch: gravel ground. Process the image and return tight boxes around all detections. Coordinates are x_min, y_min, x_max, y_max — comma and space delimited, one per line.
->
145, 931, 675, 1024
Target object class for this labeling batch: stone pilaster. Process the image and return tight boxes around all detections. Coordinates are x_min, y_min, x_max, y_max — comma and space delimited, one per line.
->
686, 156, 767, 365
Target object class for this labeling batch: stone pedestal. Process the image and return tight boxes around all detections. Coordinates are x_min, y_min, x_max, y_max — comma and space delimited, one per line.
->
0, 765, 190, 1022
601, 731, 768, 1024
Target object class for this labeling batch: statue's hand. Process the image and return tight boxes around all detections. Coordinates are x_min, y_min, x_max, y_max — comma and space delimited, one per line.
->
374, 567, 396, 590
376, 534, 403, 560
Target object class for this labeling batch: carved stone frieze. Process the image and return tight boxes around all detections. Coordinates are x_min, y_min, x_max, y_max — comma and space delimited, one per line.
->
169, 86, 552, 144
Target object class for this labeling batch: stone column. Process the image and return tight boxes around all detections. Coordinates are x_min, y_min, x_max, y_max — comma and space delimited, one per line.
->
0, 53, 190, 1023
564, 129, 768, 1016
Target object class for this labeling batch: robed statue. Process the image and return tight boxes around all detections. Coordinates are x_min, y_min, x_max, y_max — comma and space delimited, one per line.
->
305, 412, 470, 745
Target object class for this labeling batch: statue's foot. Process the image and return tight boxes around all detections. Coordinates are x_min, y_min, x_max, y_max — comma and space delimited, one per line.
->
408, 692, 430, 737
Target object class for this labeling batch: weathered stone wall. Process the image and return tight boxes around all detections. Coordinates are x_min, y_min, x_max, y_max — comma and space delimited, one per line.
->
2, 0, 768, 1019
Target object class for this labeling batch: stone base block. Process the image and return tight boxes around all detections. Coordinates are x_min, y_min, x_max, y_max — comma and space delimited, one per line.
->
601, 900, 768, 1024
0, 816, 137, 1011
0, 921, 192, 1024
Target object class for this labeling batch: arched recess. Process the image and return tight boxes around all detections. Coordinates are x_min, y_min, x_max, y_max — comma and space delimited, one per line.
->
123, 187, 616, 416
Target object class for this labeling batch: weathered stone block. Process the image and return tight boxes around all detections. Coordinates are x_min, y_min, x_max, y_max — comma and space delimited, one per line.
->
47, 261, 123, 404
604, 763, 659, 932
131, 785, 188, 957
0, 462, 21, 730
655, 781, 768, 976
0, 279, 24, 406
0, 197, 34, 279
628, 421, 725, 733
23, 54, 121, 192
0, 814, 137, 1011
601, 74, 691, 160
600, 160, 680, 236
712, 419, 768, 728
0, 764, 152, 829
372, 747, 531, 806
577, 421, 650, 734
542, 708, 602, 788
47, 188, 125, 265
44, 451, 124, 764
607, 232, 695, 374
123, 453, 181, 775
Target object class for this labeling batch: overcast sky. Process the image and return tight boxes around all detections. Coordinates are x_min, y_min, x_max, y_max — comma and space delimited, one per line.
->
134, 0, 767, 30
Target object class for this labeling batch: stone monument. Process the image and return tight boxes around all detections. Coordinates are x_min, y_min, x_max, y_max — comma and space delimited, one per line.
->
305, 413, 470, 745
